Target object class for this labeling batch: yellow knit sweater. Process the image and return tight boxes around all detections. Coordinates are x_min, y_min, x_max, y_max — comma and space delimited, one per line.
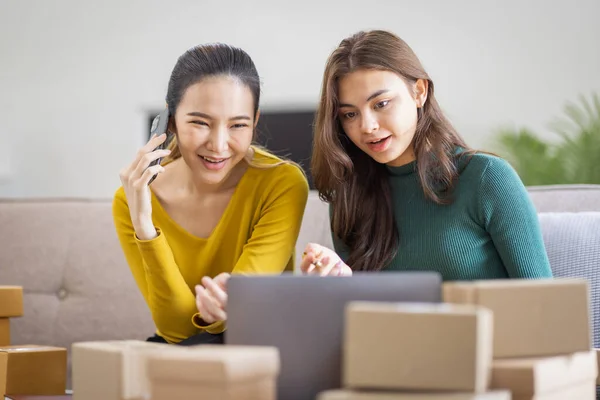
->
112, 148, 309, 343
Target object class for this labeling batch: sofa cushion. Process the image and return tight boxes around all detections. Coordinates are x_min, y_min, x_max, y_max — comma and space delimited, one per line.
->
295, 192, 333, 268
538, 212, 600, 348
528, 185, 600, 213
0, 200, 156, 388
0, 200, 155, 344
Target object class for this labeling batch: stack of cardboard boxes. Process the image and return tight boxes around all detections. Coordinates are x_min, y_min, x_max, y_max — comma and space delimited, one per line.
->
4, 277, 595, 399
146, 344, 280, 400
444, 279, 597, 399
72, 340, 172, 400
319, 302, 510, 400
0, 286, 67, 398
0, 286, 23, 347
72, 340, 280, 400
318, 278, 597, 400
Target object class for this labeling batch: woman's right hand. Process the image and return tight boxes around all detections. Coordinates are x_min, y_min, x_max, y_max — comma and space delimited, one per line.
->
119, 133, 171, 240
299, 243, 353, 276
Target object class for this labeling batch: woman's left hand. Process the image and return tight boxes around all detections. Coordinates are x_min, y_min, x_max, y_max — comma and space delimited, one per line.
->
195, 272, 230, 324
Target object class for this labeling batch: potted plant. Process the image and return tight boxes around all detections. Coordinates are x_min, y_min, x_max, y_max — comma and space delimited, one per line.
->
494, 93, 600, 186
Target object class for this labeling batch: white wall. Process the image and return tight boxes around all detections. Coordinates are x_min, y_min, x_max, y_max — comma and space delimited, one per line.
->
1, 0, 599, 198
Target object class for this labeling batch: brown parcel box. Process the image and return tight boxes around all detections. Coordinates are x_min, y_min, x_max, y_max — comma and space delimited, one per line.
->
0, 287, 23, 317
317, 390, 511, 400
343, 302, 493, 393
491, 349, 597, 397
0, 319, 9, 346
443, 278, 591, 358
72, 340, 173, 400
0, 345, 67, 396
511, 379, 596, 400
147, 344, 280, 400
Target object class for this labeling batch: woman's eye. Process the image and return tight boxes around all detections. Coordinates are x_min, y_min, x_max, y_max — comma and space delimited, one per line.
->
232, 123, 249, 129
191, 121, 209, 126
375, 100, 390, 109
343, 112, 357, 119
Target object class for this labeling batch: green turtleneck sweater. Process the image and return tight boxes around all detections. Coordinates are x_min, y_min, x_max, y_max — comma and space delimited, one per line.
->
332, 152, 553, 281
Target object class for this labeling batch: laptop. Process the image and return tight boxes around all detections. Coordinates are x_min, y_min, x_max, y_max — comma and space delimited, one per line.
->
226, 272, 442, 400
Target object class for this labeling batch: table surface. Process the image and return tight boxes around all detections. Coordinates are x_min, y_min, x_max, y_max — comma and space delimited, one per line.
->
6, 396, 72, 400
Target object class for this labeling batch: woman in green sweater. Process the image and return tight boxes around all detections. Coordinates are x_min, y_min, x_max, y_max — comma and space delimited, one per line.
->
299, 30, 553, 281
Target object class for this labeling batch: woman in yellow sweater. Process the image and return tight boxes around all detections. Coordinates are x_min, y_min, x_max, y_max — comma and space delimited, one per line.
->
112, 43, 309, 345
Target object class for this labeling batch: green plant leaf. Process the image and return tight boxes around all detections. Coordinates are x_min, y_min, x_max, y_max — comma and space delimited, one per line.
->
491, 92, 600, 185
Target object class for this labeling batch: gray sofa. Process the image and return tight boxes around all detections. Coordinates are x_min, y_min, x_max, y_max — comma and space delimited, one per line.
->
1, 184, 599, 390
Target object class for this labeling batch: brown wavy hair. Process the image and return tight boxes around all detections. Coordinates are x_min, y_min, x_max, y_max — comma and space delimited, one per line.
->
312, 30, 474, 272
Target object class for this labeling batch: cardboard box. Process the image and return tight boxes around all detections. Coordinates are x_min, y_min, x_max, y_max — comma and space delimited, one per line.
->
443, 278, 591, 358
0, 287, 23, 318
317, 389, 511, 400
0, 319, 9, 346
0, 345, 67, 396
72, 340, 173, 400
343, 302, 493, 392
511, 379, 596, 400
0, 351, 6, 396
151, 379, 276, 400
147, 344, 280, 400
491, 349, 597, 396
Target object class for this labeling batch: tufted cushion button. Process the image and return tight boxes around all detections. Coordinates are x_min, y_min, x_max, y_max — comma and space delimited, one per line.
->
57, 288, 68, 300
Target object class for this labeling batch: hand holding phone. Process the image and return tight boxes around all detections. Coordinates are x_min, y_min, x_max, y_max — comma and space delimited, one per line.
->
147, 108, 171, 185
118, 109, 172, 240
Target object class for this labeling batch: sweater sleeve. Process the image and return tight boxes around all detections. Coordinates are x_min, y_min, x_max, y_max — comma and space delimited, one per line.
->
192, 164, 310, 334
478, 157, 553, 279
112, 188, 199, 343
232, 166, 309, 274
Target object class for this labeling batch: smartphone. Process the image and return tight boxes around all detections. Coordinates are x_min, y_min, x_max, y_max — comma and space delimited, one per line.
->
148, 108, 171, 185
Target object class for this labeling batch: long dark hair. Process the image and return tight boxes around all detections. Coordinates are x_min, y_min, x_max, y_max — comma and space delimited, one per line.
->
312, 30, 473, 272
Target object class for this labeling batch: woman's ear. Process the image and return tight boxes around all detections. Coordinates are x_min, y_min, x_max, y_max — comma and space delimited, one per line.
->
167, 116, 178, 136
414, 79, 429, 108
253, 110, 261, 129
